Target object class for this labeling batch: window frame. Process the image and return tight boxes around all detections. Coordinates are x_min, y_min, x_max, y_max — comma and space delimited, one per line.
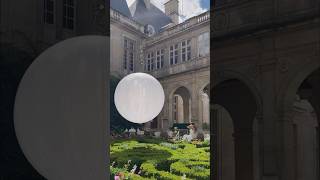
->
170, 44, 179, 65
123, 37, 135, 71
44, 0, 55, 25
181, 39, 191, 62
198, 32, 210, 57
156, 49, 165, 69
145, 51, 155, 71
63, 0, 76, 30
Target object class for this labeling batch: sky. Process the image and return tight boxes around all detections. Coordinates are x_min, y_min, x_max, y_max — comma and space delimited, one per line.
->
126, 0, 210, 22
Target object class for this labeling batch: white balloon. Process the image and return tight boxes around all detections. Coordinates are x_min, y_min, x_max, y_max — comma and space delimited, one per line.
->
114, 73, 165, 124
14, 36, 108, 180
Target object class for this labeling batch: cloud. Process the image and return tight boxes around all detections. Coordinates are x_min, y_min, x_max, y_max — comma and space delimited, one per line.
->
126, 0, 208, 23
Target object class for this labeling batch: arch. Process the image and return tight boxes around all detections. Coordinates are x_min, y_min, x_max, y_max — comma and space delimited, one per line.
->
169, 84, 193, 99
278, 59, 320, 180
213, 104, 236, 180
171, 86, 192, 123
211, 77, 259, 180
279, 58, 320, 114
213, 69, 263, 117
199, 81, 210, 93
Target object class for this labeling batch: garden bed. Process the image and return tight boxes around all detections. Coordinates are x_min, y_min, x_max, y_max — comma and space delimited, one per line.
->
110, 138, 210, 180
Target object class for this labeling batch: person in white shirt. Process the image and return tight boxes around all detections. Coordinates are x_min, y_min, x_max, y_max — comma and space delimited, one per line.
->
183, 123, 198, 142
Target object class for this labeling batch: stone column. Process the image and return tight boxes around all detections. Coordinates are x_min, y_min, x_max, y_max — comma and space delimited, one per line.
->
199, 93, 210, 129
253, 115, 262, 180
162, 86, 172, 127
233, 128, 254, 180
279, 110, 295, 180
260, 64, 280, 180
168, 96, 174, 127
191, 84, 200, 124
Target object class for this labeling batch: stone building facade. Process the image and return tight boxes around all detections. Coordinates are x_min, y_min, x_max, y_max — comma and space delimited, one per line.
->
212, 0, 320, 180
0, 0, 107, 54
0, 0, 107, 178
110, 0, 210, 132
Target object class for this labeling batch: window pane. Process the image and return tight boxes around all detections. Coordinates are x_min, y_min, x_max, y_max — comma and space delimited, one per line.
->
67, 19, 74, 29
68, 7, 74, 18
69, 0, 74, 6
48, 1, 54, 11
47, 14, 54, 24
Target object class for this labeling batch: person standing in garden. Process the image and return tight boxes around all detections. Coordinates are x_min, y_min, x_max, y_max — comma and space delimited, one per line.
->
183, 123, 198, 142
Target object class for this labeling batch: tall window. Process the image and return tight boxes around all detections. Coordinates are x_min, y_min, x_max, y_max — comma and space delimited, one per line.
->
198, 32, 209, 57
156, 49, 164, 69
63, 0, 75, 30
44, 0, 55, 24
181, 40, 191, 61
145, 52, 155, 71
123, 38, 135, 71
170, 44, 179, 65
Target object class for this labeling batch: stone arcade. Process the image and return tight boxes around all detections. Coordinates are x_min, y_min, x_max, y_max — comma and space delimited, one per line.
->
212, 0, 320, 180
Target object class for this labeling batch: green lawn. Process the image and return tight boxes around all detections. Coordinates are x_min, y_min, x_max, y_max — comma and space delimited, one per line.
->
110, 138, 210, 180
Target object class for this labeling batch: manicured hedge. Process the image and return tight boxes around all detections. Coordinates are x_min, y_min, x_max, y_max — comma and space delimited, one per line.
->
141, 162, 188, 180
170, 161, 210, 180
110, 138, 210, 179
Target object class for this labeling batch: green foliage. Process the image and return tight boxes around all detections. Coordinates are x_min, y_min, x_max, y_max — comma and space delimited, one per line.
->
110, 166, 153, 180
110, 138, 210, 179
196, 140, 210, 148
160, 142, 179, 150
141, 163, 185, 180
170, 161, 210, 180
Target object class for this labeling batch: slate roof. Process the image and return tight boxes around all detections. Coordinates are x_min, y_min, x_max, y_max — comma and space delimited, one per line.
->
129, 0, 173, 32
110, 0, 132, 18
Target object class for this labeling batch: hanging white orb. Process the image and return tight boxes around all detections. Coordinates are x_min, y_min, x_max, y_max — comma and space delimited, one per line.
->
14, 36, 108, 180
114, 73, 165, 124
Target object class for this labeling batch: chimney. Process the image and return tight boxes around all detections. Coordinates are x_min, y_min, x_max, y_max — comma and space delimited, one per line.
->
144, 0, 151, 9
164, 0, 179, 25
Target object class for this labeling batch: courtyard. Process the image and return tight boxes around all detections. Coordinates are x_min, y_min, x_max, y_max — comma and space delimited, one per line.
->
110, 138, 210, 180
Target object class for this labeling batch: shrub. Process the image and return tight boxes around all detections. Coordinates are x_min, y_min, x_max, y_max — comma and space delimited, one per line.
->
141, 163, 188, 180
196, 140, 210, 148
156, 160, 177, 171
110, 139, 209, 179
170, 161, 210, 180
160, 142, 179, 150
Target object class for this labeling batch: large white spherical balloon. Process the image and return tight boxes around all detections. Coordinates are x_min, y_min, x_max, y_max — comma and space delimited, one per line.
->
114, 73, 165, 124
14, 36, 108, 180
